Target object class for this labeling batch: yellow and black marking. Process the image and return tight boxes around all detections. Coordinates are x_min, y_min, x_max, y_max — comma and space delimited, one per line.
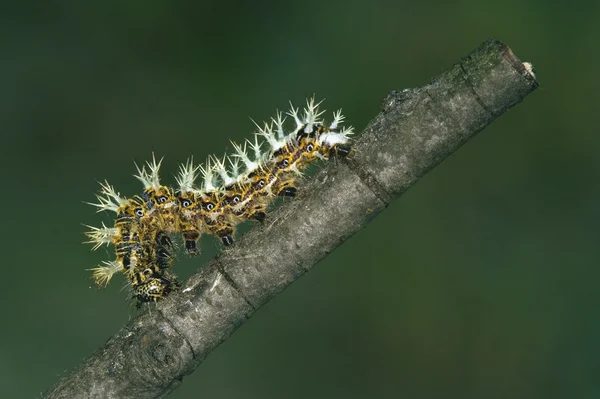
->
198, 191, 237, 246
174, 189, 203, 255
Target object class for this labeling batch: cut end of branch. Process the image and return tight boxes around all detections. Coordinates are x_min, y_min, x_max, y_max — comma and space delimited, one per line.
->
493, 38, 539, 87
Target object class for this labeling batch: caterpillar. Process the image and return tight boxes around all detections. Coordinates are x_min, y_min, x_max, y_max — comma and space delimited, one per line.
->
84, 97, 354, 305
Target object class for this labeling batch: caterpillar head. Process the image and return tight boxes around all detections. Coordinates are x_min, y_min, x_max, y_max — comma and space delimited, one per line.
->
133, 274, 176, 305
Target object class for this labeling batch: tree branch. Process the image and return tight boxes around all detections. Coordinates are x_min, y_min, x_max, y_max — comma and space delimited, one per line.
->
45, 39, 538, 398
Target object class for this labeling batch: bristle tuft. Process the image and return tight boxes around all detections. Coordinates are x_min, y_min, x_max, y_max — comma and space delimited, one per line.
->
272, 110, 287, 140
134, 153, 163, 189
86, 181, 127, 213
254, 119, 281, 151
176, 158, 199, 193
213, 154, 236, 186
199, 157, 218, 192
303, 97, 325, 133
84, 223, 118, 250
231, 140, 259, 173
89, 260, 122, 287
330, 109, 345, 130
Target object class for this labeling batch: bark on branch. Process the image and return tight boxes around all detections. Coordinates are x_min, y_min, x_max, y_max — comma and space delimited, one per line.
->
45, 39, 538, 398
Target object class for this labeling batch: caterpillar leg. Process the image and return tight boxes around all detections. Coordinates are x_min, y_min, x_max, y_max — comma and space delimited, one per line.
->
203, 219, 235, 246
155, 232, 175, 269
252, 211, 266, 222
220, 235, 234, 246
277, 186, 297, 197
202, 206, 236, 247
274, 176, 298, 198
184, 239, 200, 255
238, 197, 268, 223
330, 144, 351, 158
215, 219, 236, 246
180, 229, 200, 256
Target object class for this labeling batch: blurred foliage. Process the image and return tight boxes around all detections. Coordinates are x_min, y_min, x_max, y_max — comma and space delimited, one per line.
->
1, 1, 598, 398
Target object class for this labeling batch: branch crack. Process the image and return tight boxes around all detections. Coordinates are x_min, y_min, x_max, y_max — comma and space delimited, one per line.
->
214, 258, 257, 311
344, 158, 394, 205
459, 61, 495, 118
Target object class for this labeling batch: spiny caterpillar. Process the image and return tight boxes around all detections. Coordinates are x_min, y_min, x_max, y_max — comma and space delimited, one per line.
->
84, 98, 354, 305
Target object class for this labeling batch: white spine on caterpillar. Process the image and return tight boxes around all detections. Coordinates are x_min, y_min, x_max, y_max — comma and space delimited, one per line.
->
199, 157, 218, 193
330, 110, 344, 130
229, 155, 241, 180
84, 222, 119, 250
254, 119, 282, 152
176, 158, 200, 193
272, 110, 287, 141
213, 154, 237, 187
134, 153, 163, 189
301, 97, 325, 134
87, 180, 128, 213
319, 125, 354, 146
231, 140, 258, 174
88, 260, 123, 287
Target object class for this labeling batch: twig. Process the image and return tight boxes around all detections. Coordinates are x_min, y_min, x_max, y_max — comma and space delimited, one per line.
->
44, 39, 538, 399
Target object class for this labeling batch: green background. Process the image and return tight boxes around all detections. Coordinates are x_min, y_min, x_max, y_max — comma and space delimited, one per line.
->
1, 1, 598, 398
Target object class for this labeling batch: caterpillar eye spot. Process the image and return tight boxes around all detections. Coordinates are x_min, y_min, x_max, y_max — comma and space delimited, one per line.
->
205, 203, 214, 211
158, 196, 167, 204
135, 208, 144, 217
306, 144, 314, 152
181, 200, 191, 207
232, 196, 240, 204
